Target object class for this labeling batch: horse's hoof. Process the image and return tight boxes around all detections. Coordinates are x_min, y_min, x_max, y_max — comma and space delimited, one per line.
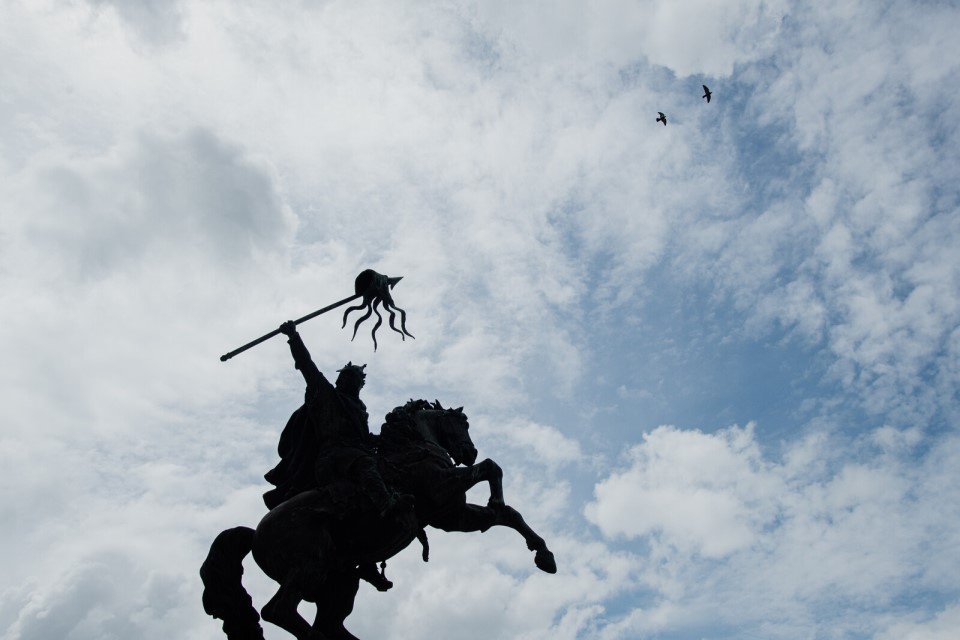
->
535, 549, 557, 574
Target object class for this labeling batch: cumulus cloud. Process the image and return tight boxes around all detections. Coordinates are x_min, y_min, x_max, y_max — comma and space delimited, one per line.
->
483, 417, 585, 469
3, 554, 196, 640
585, 424, 775, 557
585, 424, 960, 637
18, 128, 293, 280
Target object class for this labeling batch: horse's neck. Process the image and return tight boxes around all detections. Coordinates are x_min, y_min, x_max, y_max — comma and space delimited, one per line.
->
412, 413, 442, 449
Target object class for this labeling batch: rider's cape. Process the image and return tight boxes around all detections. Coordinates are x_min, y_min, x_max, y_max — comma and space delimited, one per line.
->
263, 383, 372, 510
263, 331, 373, 511
263, 404, 316, 510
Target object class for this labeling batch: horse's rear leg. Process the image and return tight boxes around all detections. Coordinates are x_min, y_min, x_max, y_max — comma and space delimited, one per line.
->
312, 571, 361, 640
261, 574, 319, 640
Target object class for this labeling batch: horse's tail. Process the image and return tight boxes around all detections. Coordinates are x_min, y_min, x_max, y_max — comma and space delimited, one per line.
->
200, 526, 265, 640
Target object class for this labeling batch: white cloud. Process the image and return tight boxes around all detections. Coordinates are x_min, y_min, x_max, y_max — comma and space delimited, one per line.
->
483, 417, 585, 469
585, 423, 960, 637
85, 0, 186, 47
2, 0, 959, 639
17, 128, 294, 280
585, 424, 776, 557
470, 0, 788, 77
3, 553, 202, 640
642, 0, 960, 429
875, 602, 960, 640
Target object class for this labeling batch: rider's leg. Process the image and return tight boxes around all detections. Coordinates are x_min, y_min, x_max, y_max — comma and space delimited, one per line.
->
352, 455, 411, 517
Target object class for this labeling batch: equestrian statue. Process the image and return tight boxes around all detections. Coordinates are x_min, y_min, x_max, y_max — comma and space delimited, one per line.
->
202, 271, 556, 640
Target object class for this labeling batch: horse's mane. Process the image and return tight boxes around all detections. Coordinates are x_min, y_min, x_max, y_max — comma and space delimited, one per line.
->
379, 399, 445, 448
385, 398, 435, 422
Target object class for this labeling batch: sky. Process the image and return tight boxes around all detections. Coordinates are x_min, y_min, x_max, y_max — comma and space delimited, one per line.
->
2, 0, 959, 638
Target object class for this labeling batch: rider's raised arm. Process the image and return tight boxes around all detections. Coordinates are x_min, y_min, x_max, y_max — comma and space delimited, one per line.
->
278, 321, 327, 391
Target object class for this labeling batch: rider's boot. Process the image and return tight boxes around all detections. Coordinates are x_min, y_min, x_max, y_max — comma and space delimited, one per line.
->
358, 562, 393, 592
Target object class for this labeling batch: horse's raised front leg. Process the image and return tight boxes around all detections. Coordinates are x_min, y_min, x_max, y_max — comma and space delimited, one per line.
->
428, 459, 504, 507
497, 504, 557, 574
429, 503, 557, 574
462, 458, 504, 507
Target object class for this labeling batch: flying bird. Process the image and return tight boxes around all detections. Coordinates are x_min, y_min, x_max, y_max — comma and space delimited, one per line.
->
702, 84, 712, 103
656, 111, 667, 126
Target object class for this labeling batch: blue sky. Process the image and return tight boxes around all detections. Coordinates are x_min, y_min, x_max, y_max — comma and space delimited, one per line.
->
2, 1, 959, 638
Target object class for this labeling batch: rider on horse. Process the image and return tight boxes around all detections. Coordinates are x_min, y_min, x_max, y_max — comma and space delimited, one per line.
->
263, 321, 409, 590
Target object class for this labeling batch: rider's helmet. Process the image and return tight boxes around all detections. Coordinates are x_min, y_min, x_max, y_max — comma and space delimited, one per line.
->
336, 362, 367, 390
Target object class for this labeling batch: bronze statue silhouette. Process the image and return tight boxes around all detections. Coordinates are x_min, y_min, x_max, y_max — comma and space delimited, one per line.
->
656, 111, 667, 125
205, 272, 554, 638
201, 399, 556, 640
202, 321, 556, 640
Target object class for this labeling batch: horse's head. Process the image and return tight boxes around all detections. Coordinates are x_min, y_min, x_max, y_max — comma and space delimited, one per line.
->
382, 399, 478, 466
427, 401, 477, 467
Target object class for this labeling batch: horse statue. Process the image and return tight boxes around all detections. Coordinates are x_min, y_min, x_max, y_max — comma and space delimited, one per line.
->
200, 400, 556, 640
